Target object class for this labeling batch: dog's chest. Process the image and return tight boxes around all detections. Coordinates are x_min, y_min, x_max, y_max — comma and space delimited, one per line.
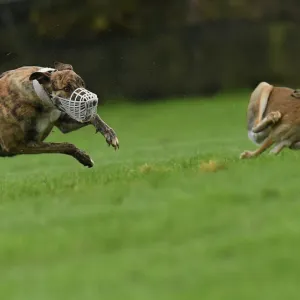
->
36, 109, 61, 133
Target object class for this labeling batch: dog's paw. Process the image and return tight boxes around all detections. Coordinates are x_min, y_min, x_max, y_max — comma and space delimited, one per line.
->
239, 151, 254, 159
104, 128, 119, 150
74, 150, 94, 168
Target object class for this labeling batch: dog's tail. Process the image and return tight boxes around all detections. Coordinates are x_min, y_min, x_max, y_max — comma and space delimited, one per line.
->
247, 82, 274, 130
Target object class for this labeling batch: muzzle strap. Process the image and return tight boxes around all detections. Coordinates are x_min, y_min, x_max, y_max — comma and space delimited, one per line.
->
32, 67, 57, 107
33, 79, 54, 107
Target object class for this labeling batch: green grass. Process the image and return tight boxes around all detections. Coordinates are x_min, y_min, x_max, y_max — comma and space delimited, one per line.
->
1, 92, 300, 300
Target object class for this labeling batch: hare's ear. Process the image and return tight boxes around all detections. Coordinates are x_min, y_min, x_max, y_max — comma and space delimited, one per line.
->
54, 61, 73, 71
29, 71, 51, 84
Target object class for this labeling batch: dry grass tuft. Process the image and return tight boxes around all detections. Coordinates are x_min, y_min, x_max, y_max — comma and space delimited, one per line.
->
138, 163, 171, 174
199, 160, 227, 173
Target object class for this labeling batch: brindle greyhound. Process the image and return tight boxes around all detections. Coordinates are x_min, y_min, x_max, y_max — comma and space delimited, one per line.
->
0, 61, 119, 167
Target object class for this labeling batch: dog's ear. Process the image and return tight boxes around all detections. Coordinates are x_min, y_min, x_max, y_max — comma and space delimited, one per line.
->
29, 71, 51, 84
54, 61, 73, 71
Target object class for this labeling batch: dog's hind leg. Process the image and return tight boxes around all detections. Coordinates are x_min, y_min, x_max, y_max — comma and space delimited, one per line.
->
0, 142, 17, 157
0, 152, 17, 157
240, 136, 274, 159
12, 142, 94, 167
252, 111, 282, 133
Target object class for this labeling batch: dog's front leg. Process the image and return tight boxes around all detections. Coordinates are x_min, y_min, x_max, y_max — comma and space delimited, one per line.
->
56, 113, 119, 150
55, 113, 90, 133
14, 142, 94, 167
90, 114, 119, 150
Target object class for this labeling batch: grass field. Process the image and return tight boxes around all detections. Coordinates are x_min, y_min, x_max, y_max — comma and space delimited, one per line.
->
1, 92, 300, 300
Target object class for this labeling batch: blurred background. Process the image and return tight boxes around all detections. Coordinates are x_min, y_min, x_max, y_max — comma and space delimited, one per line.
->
1, 0, 300, 102
1, 3, 300, 298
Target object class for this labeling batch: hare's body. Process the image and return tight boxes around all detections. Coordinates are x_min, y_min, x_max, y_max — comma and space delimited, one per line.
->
241, 81, 300, 158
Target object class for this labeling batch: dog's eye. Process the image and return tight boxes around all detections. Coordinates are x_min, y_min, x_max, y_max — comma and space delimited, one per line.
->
64, 87, 70, 92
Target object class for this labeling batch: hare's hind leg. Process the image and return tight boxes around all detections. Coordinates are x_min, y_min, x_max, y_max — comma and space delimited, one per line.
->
269, 140, 291, 155
252, 111, 282, 133
247, 111, 281, 146
289, 141, 300, 150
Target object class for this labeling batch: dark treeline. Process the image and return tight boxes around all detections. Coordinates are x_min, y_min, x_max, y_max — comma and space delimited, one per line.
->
1, 0, 300, 101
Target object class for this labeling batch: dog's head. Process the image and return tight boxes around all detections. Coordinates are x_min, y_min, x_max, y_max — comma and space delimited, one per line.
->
29, 61, 86, 99
29, 61, 98, 122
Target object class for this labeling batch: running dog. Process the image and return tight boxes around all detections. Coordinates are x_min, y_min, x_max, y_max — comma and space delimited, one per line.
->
241, 81, 300, 159
0, 61, 119, 167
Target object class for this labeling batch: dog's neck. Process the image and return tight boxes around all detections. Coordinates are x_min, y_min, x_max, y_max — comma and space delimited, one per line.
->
32, 67, 57, 107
